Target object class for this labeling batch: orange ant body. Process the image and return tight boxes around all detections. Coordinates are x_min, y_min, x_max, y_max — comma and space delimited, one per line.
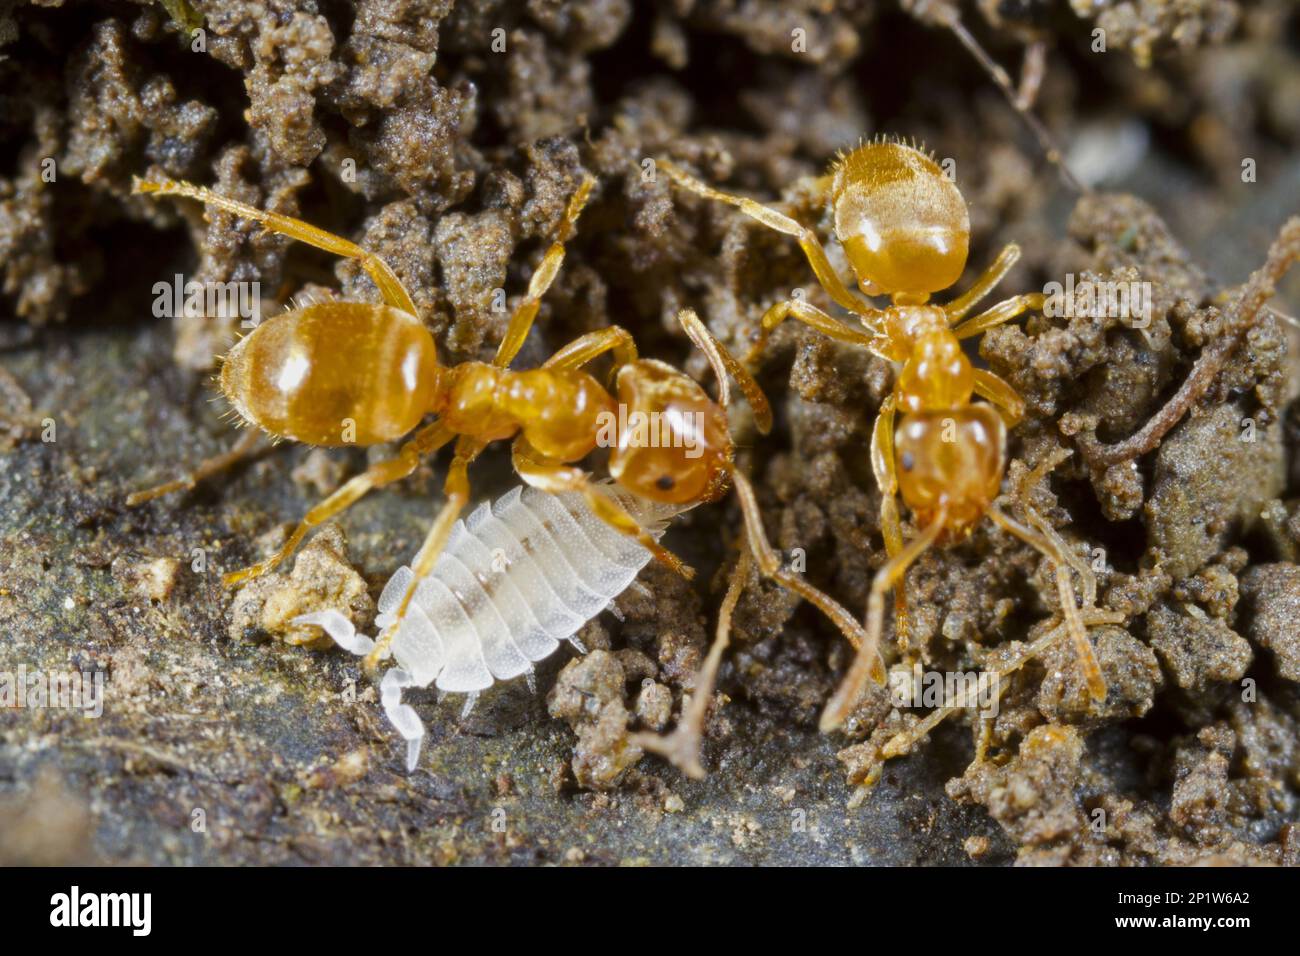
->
128, 175, 873, 679
662, 139, 1109, 732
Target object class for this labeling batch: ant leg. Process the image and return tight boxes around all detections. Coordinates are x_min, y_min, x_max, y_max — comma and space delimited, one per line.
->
870, 396, 910, 648
746, 297, 883, 369
987, 505, 1106, 701
542, 325, 638, 375
731, 470, 876, 668
943, 243, 1022, 322
675, 308, 772, 434
133, 177, 419, 317
952, 292, 1046, 340
634, 544, 752, 778
512, 438, 695, 579
1014, 448, 1100, 607
223, 420, 457, 586
660, 160, 885, 331
493, 175, 596, 368
881, 604, 1124, 759
126, 428, 264, 506
972, 368, 1026, 427
365, 436, 483, 671
820, 507, 946, 733
1031, 509, 1099, 608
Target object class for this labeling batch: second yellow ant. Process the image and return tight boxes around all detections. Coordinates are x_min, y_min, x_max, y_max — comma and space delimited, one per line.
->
660, 138, 1110, 733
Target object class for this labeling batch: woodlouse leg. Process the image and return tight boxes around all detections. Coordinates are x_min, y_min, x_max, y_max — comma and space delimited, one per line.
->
493, 175, 595, 368
512, 437, 694, 579
132, 177, 419, 316
988, 505, 1106, 702
675, 307, 772, 434
745, 297, 882, 370
291, 609, 375, 656
364, 436, 484, 672
971, 368, 1026, 427
223, 420, 456, 586
870, 396, 910, 654
659, 160, 885, 331
952, 292, 1046, 341
634, 545, 752, 779
820, 505, 947, 733
126, 428, 263, 506
1016, 39, 1048, 113
730, 470, 877, 677
380, 668, 426, 772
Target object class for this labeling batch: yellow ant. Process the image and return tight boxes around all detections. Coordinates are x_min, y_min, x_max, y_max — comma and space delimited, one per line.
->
127, 174, 875, 679
660, 138, 1110, 734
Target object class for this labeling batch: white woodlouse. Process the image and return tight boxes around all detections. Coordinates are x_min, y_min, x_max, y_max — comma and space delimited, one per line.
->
295, 482, 689, 769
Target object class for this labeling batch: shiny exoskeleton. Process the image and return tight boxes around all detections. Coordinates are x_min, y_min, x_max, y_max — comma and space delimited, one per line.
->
128, 175, 872, 685
663, 139, 1108, 732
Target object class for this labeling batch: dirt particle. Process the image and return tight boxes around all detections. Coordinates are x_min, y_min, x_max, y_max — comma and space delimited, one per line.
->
1239, 563, 1300, 681
227, 523, 374, 648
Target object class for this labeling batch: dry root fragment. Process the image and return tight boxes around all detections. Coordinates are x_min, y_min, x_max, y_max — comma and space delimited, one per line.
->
1077, 217, 1300, 468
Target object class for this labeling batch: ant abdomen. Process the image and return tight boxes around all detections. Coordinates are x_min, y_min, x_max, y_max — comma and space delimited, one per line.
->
222, 301, 442, 446
895, 405, 1005, 535
831, 141, 970, 296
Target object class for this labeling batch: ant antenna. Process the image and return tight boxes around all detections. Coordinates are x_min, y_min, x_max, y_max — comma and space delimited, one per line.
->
913, 2, 1088, 194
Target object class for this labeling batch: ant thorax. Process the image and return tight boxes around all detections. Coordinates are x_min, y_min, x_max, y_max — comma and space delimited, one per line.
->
881, 303, 949, 358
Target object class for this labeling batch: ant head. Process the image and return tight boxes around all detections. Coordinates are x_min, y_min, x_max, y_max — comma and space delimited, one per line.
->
831, 140, 970, 298
895, 405, 1004, 535
607, 359, 733, 505
221, 301, 445, 446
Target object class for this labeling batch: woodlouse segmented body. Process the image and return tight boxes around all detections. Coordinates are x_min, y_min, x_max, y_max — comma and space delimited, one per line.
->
296, 483, 688, 769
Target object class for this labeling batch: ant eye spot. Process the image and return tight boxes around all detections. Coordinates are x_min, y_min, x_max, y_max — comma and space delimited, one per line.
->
655, 475, 675, 491
900, 451, 915, 472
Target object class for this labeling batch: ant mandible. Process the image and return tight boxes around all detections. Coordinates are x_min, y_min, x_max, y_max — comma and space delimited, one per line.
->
128, 174, 873, 674
661, 138, 1109, 731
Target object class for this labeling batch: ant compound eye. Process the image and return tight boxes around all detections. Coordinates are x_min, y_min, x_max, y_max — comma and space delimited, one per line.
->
655, 475, 676, 491
900, 451, 916, 472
